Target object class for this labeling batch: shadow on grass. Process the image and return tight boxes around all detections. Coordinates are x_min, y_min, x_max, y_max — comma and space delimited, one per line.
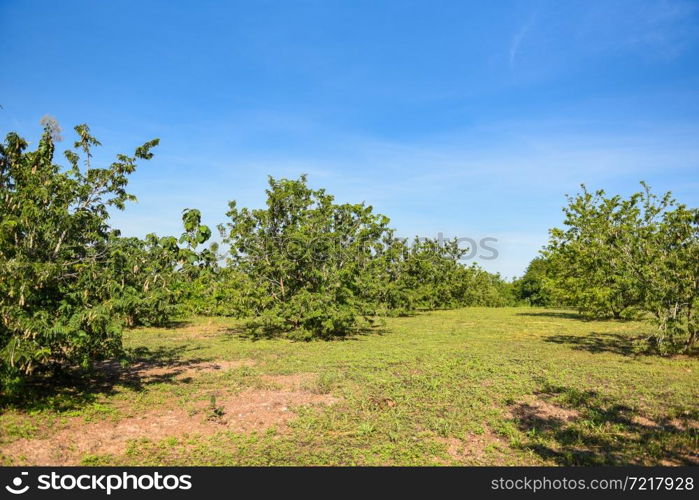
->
542, 332, 699, 357
159, 320, 193, 329
543, 332, 641, 356
509, 385, 698, 465
0, 345, 207, 413
220, 322, 388, 342
516, 311, 588, 321
336, 325, 390, 341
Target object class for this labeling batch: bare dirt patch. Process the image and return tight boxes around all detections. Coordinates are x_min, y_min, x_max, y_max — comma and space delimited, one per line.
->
509, 395, 580, 428
631, 415, 658, 427
1, 388, 339, 465
632, 415, 699, 433
436, 427, 509, 465
669, 417, 699, 432
214, 389, 338, 431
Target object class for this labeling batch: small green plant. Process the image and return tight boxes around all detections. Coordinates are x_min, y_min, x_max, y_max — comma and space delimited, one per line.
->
206, 395, 225, 421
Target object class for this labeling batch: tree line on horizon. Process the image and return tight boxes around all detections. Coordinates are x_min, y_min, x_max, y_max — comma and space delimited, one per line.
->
0, 122, 696, 393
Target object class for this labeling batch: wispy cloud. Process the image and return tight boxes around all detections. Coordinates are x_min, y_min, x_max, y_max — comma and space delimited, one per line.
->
576, 0, 698, 60
509, 14, 537, 69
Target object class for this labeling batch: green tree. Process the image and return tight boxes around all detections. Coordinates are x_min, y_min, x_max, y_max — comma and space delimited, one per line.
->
546, 183, 698, 352
545, 186, 643, 319
103, 209, 214, 328
349, 233, 514, 315
608, 186, 698, 352
514, 257, 554, 306
103, 233, 180, 327
0, 123, 158, 389
220, 175, 392, 339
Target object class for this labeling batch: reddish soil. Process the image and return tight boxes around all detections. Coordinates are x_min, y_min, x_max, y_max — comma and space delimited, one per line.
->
1, 368, 338, 465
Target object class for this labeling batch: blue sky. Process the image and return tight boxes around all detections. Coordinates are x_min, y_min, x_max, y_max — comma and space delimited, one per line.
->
1, 0, 698, 277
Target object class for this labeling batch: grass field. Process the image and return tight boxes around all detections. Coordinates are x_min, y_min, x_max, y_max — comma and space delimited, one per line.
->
1, 308, 697, 466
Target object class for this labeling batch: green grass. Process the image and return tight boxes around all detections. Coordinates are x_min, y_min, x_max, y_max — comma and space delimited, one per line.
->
1, 308, 697, 465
